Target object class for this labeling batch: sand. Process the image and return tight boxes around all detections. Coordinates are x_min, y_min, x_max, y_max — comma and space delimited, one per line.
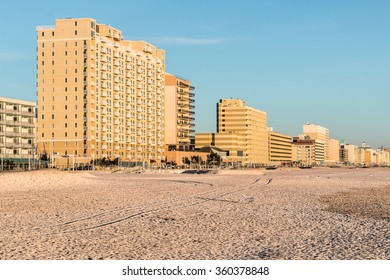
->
0, 167, 388, 260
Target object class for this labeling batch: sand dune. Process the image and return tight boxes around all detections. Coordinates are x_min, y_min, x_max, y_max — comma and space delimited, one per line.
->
0, 168, 388, 260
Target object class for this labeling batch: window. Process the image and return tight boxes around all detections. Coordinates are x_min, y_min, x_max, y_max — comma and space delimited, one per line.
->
52, 51, 54, 56
65, 123, 67, 128
42, 52, 44, 57
65, 132, 68, 137
52, 114, 54, 119
52, 31, 54, 36
42, 114, 44, 119
75, 21, 77, 26
42, 32, 44, 37
75, 30, 78, 35
52, 132, 54, 138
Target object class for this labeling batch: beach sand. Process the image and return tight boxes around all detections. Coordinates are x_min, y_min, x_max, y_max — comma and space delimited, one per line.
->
0, 167, 388, 260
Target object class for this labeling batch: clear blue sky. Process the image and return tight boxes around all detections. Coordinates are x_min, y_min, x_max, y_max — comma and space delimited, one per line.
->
0, 0, 389, 148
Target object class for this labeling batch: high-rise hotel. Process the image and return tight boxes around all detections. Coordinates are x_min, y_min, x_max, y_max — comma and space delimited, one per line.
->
164, 74, 195, 151
36, 18, 165, 165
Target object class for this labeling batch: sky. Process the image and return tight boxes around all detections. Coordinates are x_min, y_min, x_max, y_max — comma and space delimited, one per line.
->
0, 0, 389, 148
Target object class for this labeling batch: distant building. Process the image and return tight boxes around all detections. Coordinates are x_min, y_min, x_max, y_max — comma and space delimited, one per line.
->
217, 99, 268, 164
303, 123, 330, 161
267, 127, 292, 164
195, 132, 245, 163
0, 97, 36, 167
339, 143, 358, 164
292, 134, 325, 165
164, 73, 195, 151
328, 138, 340, 164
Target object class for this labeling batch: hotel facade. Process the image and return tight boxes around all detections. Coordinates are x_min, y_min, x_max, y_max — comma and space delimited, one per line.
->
0, 97, 36, 165
267, 128, 292, 164
164, 74, 195, 151
36, 18, 165, 165
196, 99, 268, 165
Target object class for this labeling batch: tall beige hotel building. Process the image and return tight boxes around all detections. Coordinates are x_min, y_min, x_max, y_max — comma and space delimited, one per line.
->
36, 18, 165, 165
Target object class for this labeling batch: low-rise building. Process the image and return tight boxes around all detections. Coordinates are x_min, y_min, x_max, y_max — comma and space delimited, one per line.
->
0, 97, 36, 169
